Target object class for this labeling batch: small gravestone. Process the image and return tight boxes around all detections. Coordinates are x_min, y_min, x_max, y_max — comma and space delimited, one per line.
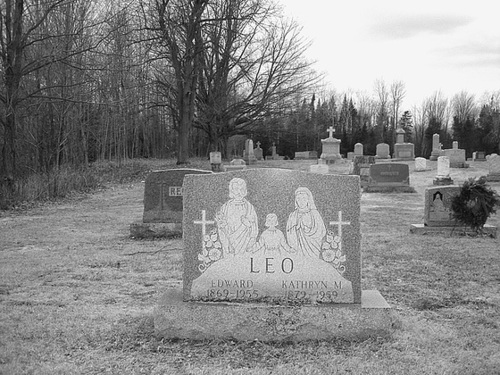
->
473, 151, 486, 161
486, 153, 500, 182
375, 143, 391, 159
254, 142, 263, 160
295, 151, 318, 160
210, 151, 222, 172
354, 143, 363, 156
155, 169, 395, 341
320, 126, 341, 163
347, 152, 355, 161
350, 155, 376, 187
414, 157, 430, 172
430, 133, 441, 161
130, 169, 211, 238
434, 156, 453, 185
364, 163, 415, 192
244, 139, 257, 164
223, 158, 247, 172
410, 186, 497, 237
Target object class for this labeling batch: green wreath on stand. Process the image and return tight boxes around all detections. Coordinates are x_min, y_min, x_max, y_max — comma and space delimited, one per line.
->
451, 176, 500, 236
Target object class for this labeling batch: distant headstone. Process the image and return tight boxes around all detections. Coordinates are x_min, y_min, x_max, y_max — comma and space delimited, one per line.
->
243, 139, 257, 164
375, 143, 391, 159
354, 143, 363, 156
473, 151, 486, 161
365, 163, 414, 192
210, 151, 222, 172
155, 169, 394, 341
130, 169, 212, 238
350, 155, 376, 187
347, 152, 355, 161
430, 133, 441, 161
254, 142, 263, 161
434, 156, 453, 185
223, 159, 247, 172
414, 157, 429, 172
441, 145, 468, 168
295, 151, 318, 160
393, 129, 415, 160
486, 153, 500, 182
320, 127, 341, 163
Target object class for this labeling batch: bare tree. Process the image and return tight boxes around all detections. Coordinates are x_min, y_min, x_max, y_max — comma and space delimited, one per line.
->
390, 80, 406, 135
451, 91, 477, 124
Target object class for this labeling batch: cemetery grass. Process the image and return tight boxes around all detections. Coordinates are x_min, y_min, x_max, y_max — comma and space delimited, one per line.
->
1, 160, 499, 375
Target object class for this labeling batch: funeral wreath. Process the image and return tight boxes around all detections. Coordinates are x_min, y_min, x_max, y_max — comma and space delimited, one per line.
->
451, 176, 500, 234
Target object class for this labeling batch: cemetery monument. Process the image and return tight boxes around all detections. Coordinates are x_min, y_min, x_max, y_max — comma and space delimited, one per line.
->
392, 128, 415, 160
320, 126, 341, 163
155, 169, 395, 341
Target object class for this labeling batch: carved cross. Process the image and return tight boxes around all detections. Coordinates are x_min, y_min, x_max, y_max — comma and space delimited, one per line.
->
327, 126, 335, 138
194, 210, 215, 238
329, 211, 351, 251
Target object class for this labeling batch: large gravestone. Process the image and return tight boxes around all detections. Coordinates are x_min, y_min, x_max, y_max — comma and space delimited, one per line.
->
433, 156, 453, 185
393, 128, 415, 160
441, 142, 468, 168
155, 169, 395, 341
364, 163, 415, 193
410, 186, 497, 237
130, 169, 212, 238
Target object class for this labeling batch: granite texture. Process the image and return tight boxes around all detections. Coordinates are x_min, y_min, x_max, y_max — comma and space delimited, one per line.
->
142, 169, 212, 223
182, 169, 362, 304
154, 289, 398, 341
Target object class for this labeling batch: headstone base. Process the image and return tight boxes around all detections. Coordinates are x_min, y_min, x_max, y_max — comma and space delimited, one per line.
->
433, 177, 454, 186
223, 165, 247, 172
486, 174, 500, 182
130, 222, 182, 239
154, 289, 398, 342
363, 185, 416, 193
409, 224, 497, 238
450, 162, 469, 168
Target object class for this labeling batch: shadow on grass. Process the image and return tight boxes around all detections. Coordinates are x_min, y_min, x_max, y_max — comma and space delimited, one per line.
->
102, 315, 394, 370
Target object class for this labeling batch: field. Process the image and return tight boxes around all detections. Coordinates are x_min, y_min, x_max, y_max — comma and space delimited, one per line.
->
1, 158, 499, 375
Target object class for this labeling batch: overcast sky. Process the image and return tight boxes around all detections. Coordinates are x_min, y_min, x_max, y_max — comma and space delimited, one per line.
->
279, 0, 500, 110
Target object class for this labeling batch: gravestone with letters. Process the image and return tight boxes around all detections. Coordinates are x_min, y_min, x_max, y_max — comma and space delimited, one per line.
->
350, 155, 376, 187
365, 163, 415, 192
130, 169, 211, 238
155, 169, 394, 341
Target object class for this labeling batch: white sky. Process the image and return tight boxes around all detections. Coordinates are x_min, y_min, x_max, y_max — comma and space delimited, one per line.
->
279, 0, 500, 110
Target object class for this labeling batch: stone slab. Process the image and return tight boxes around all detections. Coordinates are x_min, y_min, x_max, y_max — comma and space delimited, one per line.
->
424, 186, 461, 227
410, 224, 497, 238
143, 169, 212, 223
130, 222, 182, 239
433, 177, 454, 186
154, 289, 397, 342
182, 169, 362, 305
486, 174, 500, 182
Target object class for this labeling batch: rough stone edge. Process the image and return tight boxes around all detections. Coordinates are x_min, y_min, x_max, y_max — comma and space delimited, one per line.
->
130, 222, 182, 239
154, 289, 398, 342
409, 223, 497, 238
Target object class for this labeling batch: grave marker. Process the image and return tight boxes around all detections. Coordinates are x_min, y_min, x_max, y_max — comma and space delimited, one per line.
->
155, 169, 394, 341
365, 163, 415, 192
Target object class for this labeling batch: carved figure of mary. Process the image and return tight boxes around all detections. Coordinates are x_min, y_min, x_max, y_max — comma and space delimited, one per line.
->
286, 187, 326, 257
216, 178, 258, 256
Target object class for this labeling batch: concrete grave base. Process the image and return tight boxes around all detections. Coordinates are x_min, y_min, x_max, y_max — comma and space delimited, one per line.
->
450, 162, 469, 168
154, 289, 397, 342
409, 223, 497, 238
130, 222, 182, 239
486, 174, 500, 182
433, 177, 454, 186
363, 185, 416, 193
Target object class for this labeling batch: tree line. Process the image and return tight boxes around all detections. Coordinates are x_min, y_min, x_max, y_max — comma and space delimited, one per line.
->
1, 0, 499, 194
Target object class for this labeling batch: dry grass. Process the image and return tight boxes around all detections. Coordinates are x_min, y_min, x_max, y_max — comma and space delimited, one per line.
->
0, 159, 499, 374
